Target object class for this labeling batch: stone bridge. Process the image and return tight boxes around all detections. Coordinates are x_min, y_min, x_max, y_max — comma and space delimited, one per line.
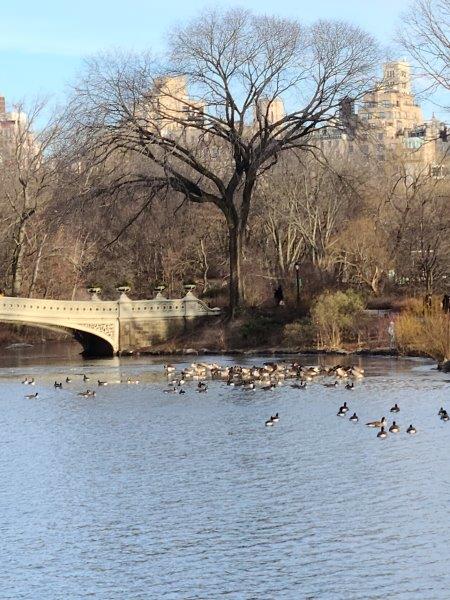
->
0, 291, 220, 357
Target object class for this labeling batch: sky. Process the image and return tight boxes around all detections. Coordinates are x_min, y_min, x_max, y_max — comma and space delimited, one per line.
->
0, 0, 446, 119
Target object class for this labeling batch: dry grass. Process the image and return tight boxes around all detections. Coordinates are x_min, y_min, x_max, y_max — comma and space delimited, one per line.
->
396, 307, 450, 362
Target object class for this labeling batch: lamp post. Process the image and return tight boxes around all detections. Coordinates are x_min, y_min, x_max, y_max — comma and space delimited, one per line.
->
294, 263, 301, 306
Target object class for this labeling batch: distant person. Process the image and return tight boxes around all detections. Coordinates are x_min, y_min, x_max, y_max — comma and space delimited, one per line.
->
274, 285, 284, 307
443, 294, 450, 314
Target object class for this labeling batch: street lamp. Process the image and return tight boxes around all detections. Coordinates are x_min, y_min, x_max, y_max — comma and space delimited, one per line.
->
294, 262, 301, 306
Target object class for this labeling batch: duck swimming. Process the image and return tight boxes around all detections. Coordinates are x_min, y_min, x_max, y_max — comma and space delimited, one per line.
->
377, 427, 388, 439
389, 421, 400, 433
390, 403, 400, 413
349, 412, 358, 422
366, 417, 387, 428
406, 424, 417, 434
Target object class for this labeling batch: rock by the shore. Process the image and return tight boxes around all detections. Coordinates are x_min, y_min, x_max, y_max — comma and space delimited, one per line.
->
438, 360, 450, 373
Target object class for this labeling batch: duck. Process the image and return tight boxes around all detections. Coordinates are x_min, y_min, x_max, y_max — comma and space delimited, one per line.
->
389, 421, 400, 433
339, 402, 349, 414
390, 403, 400, 413
265, 417, 275, 427
54, 381, 63, 389
25, 392, 38, 399
406, 424, 417, 435
366, 417, 387, 428
377, 426, 388, 439
349, 412, 359, 422
271, 413, 279, 423
98, 380, 108, 386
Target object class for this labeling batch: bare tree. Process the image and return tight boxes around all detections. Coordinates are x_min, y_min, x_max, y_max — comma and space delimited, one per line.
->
66, 8, 379, 313
0, 99, 60, 296
398, 0, 450, 94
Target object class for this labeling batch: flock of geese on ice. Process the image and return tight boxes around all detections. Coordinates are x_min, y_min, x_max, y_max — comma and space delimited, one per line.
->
20, 358, 448, 438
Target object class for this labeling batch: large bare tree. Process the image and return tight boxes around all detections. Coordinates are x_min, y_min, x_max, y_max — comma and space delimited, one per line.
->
398, 0, 450, 94
66, 8, 379, 313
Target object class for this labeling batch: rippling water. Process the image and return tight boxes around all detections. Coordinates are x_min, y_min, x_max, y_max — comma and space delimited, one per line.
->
0, 344, 449, 599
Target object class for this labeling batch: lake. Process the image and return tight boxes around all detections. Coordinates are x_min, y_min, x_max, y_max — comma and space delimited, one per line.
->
0, 343, 449, 599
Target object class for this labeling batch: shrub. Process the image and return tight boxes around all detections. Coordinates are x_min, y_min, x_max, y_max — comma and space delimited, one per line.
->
395, 307, 450, 362
283, 319, 316, 348
311, 289, 365, 349
240, 315, 278, 345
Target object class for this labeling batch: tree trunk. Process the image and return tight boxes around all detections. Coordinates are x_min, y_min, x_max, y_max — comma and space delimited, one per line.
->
228, 224, 243, 317
11, 221, 27, 297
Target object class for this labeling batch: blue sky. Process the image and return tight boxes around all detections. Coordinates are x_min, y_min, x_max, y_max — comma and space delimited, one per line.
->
0, 0, 446, 119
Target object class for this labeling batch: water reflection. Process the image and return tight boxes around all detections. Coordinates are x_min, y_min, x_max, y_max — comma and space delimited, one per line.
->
0, 344, 449, 598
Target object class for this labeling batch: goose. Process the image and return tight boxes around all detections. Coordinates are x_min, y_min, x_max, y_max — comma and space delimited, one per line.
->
265, 417, 275, 427
164, 365, 176, 374
345, 382, 354, 390
339, 402, 349, 414
54, 382, 63, 389
390, 403, 400, 413
163, 387, 177, 394
406, 424, 417, 434
65, 377, 72, 383
78, 390, 96, 398
83, 374, 90, 382
323, 381, 338, 388
98, 380, 108, 386
179, 389, 186, 394
377, 426, 388, 439
126, 377, 140, 385
25, 392, 38, 399
349, 412, 359, 422
271, 413, 279, 423
337, 408, 347, 417
389, 421, 400, 433
366, 417, 387, 428
21, 377, 29, 385
198, 386, 208, 393
438, 407, 446, 416
441, 412, 449, 422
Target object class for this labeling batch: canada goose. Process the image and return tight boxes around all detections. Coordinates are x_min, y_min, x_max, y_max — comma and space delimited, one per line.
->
164, 365, 176, 374
377, 427, 388, 439
78, 390, 96, 398
390, 403, 400, 413
438, 407, 446, 416
324, 381, 338, 388
366, 417, 387, 428
66, 377, 71, 383
345, 382, 354, 390
349, 412, 358, 422
54, 382, 63, 389
25, 393, 38, 399
21, 377, 28, 385
441, 412, 449, 422
83, 374, 90, 382
389, 421, 400, 433
291, 382, 307, 389
337, 408, 347, 417
272, 413, 279, 422
406, 424, 417, 434
163, 388, 177, 394
126, 377, 140, 385
265, 417, 275, 427
243, 382, 255, 391
98, 380, 107, 386
179, 389, 186, 394
339, 402, 349, 414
